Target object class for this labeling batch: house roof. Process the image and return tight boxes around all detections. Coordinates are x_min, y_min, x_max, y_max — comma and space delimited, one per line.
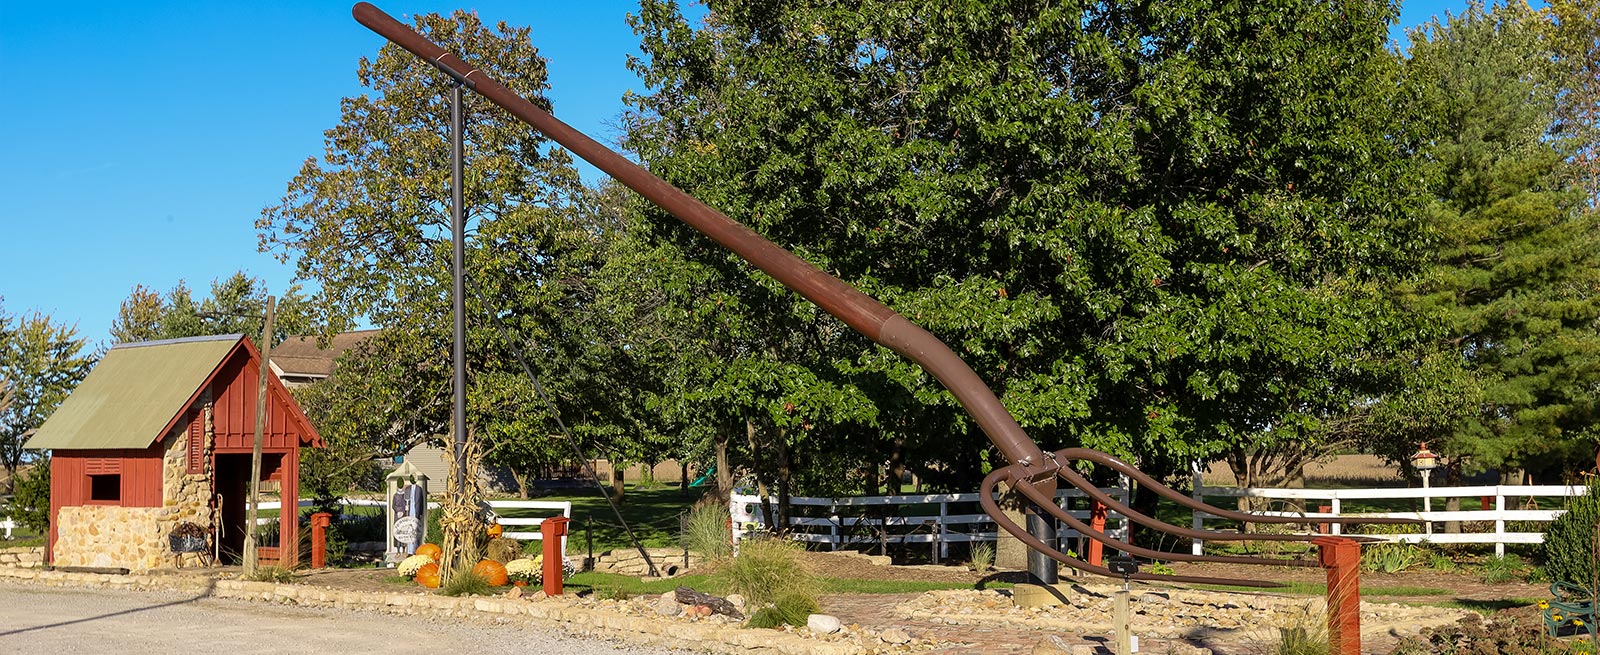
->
270, 329, 379, 378
26, 334, 242, 451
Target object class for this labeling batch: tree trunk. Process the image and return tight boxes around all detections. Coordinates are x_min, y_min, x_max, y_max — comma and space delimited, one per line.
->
680, 461, 690, 498
865, 462, 879, 498
511, 469, 531, 500
715, 426, 732, 501
1445, 462, 1463, 534
775, 426, 791, 535
887, 436, 906, 496
612, 462, 626, 505
747, 419, 775, 530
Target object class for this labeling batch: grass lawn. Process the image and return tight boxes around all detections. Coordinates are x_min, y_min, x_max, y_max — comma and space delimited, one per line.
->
493, 485, 704, 557
1189, 582, 1451, 597
562, 571, 1012, 598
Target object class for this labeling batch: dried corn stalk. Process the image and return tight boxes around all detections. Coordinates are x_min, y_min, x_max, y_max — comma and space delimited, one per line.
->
438, 429, 486, 584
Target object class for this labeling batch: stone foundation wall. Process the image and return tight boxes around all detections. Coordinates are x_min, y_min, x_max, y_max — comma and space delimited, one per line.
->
54, 505, 167, 570
593, 548, 697, 576
0, 547, 43, 568
158, 402, 214, 568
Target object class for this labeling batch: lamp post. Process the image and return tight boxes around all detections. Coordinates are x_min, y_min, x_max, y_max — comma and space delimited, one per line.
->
1411, 443, 1439, 537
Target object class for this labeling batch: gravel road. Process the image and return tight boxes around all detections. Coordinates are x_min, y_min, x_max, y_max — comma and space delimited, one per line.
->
0, 582, 708, 654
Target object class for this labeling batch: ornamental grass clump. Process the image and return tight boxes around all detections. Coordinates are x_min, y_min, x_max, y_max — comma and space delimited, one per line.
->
440, 568, 493, 597
712, 537, 818, 628
683, 498, 733, 561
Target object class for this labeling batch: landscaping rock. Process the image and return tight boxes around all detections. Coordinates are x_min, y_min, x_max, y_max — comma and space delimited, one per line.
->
726, 593, 746, 613
807, 613, 842, 634
655, 592, 682, 617
1029, 635, 1075, 654
880, 627, 911, 644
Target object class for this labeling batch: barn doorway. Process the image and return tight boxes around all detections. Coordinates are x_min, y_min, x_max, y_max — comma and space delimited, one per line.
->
213, 453, 286, 565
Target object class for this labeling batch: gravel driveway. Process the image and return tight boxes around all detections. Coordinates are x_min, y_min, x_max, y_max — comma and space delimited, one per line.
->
0, 582, 708, 654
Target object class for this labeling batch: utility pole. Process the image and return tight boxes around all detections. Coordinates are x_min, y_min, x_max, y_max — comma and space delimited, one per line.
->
451, 80, 467, 501
242, 295, 276, 576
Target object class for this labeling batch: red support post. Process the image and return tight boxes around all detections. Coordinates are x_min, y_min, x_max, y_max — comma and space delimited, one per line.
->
310, 512, 333, 569
1313, 536, 1361, 655
541, 516, 570, 596
1317, 504, 1332, 535
1088, 501, 1107, 566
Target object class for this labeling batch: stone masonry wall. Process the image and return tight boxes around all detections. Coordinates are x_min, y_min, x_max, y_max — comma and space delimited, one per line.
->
0, 547, 43, 568
54, 505, 166, 570
157, 400, 214, 568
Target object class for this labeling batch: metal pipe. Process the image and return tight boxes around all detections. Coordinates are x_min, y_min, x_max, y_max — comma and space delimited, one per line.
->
350, 2, 1056, 483
450, 81, 467, 497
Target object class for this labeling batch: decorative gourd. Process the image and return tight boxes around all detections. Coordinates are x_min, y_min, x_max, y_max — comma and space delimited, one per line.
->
472, 559, 509, 586
415, 562, 441, 589
416, 543, 442, 561
486, 523, 504, 538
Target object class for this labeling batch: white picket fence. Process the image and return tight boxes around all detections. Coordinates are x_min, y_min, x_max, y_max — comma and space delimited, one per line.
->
258, 498, 573, 553
731, 482, 1130, 560
1191, 483, 1587, 556
0, 518, 12, 539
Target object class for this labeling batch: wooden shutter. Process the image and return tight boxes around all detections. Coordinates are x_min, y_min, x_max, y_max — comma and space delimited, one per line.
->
186, 410, 204, 474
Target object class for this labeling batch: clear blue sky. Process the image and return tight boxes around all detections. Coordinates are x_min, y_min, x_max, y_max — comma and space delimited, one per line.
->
0, 1, 1469, 349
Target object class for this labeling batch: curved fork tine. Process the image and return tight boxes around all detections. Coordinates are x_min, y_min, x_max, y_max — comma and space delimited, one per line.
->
1056, 448, 1416, 526
979, 469, 1286, 588
1046, 457, 1382, 544
1002, 468, 1320, 568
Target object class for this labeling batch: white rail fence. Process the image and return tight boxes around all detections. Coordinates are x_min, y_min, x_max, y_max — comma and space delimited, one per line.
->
0, 518, 12, 539
258, 498, 573, 553
1191, 484, 1587, 557
731, 482, 1130, 560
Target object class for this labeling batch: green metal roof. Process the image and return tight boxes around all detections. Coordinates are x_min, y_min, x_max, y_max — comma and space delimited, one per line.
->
25, 335, 243, 451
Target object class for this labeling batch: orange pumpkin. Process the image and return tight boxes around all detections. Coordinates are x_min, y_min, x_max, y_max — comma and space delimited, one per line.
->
415, 562, 441, 589
487, 523, 504, 538
472, 559, 509, 587
416, 543, 442, 561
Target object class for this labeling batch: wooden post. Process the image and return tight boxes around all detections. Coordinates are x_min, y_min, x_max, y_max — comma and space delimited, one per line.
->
541, 516, 570, 596
310, 512, 333, 569
1317, 504, 1332, 535
1114, 587, 1132, 655
1314, 536, 1361, 655
242, 295, 275, 576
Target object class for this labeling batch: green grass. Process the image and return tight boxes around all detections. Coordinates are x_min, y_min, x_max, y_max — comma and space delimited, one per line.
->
494, 485, 701, 556
562, 571, 1011, 597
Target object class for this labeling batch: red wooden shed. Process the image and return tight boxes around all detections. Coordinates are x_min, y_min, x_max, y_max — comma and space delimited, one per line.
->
26, 334, 323, 571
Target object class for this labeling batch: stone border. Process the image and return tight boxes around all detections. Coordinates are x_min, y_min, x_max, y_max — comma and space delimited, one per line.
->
0, 565, 868, 655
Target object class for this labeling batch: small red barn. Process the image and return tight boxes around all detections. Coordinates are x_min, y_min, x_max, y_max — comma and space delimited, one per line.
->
26, 334, 323, 570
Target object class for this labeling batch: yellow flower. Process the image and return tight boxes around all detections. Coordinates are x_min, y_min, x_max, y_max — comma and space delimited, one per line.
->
1556, 614, 1565, 622
1540, 600, 1551, 610
1576, 619, 1586, 627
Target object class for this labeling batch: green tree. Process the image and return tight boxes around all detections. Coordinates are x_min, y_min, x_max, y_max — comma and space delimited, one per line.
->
1385, 2, 1600, 479
623, 0, 1426, 519
1542, 0, 1600, 202
0, 311, 95, 486
109, 272, 313, 346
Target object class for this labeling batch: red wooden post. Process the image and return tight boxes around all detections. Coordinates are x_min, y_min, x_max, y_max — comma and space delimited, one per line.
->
1317, 504, 1332, 535
1088, 500, 1107, 566
1313, 536, 1361, 655
310, 512, 333, 569
541, 516, 570, 596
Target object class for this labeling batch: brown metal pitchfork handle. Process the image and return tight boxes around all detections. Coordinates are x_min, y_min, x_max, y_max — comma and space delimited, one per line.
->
351, 4, 1406, 587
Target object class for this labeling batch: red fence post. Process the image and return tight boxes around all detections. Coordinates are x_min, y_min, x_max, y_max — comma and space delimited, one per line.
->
1088, 501, 1107, 566
1317, 505, 1332, 535
1313, 536, 1361, 655
310, 512, 333, 569
541, 516, 570, 596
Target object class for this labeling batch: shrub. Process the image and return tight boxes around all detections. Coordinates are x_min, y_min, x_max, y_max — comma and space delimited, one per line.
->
683, 499, 733, 561
7, 459, 50, 533
246, 566, 296, 584
440, 568, 492, 596
713, 537, 818, 616
746, 592, 819, 629
1479, 554, 1528, 584
1426, 551, 1458, 572
1544, 477, 1600, 587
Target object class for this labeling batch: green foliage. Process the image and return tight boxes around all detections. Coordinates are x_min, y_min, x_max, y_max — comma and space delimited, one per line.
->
1479, 555, 1530, 584
683, 499, 733, 561
1376, 2, 1600, 477
1362, 543, 1426, 574
0, 309, 94, 483
712, 538, 818, 613
7, 457, 49, 532
626, 0, 1426, 489
1275, 625, 1329, 655
1148, 562, 1177, 576
1427, 552, 1459, 573
108, 273, 314, 347
440, 568, 494, 597
745, 592, 818, 629
1544, 481, 1600, 586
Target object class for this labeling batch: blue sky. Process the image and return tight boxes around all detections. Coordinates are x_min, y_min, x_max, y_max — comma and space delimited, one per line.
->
0, 1, 1470, 348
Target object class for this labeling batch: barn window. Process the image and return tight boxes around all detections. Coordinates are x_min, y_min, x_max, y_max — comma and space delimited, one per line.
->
89, 474, 121, 502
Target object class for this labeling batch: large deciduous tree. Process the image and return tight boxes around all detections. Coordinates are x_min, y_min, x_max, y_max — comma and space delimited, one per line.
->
0, 308, 95, 487
109, 272, 314, 346
623, 0, 1426, 518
